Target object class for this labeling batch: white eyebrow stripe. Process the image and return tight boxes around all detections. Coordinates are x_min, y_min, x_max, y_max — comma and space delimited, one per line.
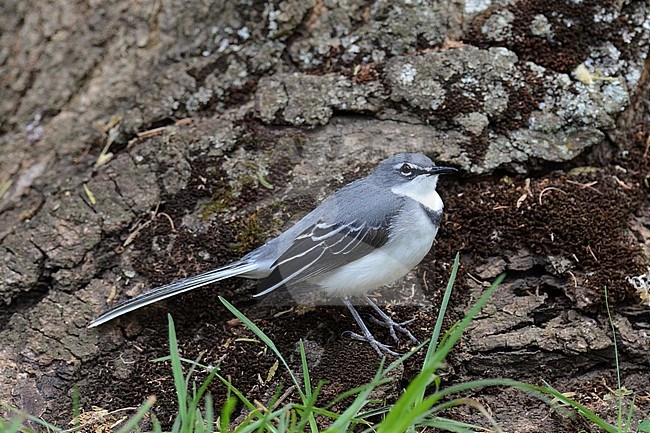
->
393, 162, 421, 170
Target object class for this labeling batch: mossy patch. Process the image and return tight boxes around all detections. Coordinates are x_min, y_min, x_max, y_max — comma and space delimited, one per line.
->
465, 0, 624, 73
230, 202, 288, 255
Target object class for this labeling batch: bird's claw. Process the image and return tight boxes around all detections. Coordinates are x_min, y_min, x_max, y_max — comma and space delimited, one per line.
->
343, 298, 418, 357
368, 315, 420, 345
344, 331, 398, 357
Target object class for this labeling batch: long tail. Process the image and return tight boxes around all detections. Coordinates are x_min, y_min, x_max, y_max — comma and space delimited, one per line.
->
88, 262, 258, 327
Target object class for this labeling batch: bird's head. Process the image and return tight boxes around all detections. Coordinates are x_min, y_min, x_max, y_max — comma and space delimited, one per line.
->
373, 153, 457, 189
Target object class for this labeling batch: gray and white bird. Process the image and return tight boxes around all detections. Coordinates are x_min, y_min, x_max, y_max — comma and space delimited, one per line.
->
89, 153, 457, 356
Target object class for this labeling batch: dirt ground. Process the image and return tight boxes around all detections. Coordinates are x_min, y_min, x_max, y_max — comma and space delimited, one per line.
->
1, 1, 650, 432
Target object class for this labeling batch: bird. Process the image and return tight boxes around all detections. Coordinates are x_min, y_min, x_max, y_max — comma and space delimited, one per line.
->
89, 153, 457, 356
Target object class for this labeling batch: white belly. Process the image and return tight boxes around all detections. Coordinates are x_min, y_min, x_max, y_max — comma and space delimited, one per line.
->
316, 207, 438, 296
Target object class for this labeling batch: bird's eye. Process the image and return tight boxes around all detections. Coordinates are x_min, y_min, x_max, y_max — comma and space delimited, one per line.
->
400, 164, 412, 176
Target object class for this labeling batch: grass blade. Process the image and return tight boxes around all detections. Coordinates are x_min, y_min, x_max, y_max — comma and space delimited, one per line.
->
323, 360, 386, 433
219, 298, 304, 399
71, 385, 80, 431
299, 340, 312, 399
3, 416, 25, 433
296, 382, 324, 432
605, 286, 624, 431
428, 273, 504, 370
0, 403, 62, 432
115, 396, 156, 433
152, 415, 163, 433
220, 296, 318, 433
219, 393, 237, 432
412, 253, 459, 407
186, 364, 219, 432
167, 314, 188, 426
427, 252, 460, 360
625, 395, 635, 433
377, 274, 504, 433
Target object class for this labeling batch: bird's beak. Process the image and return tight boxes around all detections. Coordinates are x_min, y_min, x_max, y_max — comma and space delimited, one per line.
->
427, 166, 458, 175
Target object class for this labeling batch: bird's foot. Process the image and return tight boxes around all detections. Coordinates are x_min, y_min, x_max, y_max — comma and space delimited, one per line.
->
343, 331, 398, 357
368, 315, 420, 346
363, 296, 420, 346
342, 298, 398, 357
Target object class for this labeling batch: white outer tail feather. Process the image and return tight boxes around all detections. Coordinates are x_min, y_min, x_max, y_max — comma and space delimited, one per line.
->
88, 262, 258, 328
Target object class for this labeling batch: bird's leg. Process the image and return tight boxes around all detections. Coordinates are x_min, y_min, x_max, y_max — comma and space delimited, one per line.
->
342, 298, 397, 357
364, 295, 420, 345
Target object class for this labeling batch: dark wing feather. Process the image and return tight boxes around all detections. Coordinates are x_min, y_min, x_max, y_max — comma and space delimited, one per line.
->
255, 219, 390, 296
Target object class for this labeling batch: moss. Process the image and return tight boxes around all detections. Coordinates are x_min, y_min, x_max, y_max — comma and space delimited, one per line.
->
198, 172, 237, 221
465, 0, 622, 73
198, 162, 273, 220
230, 202, 286, 255
231, 212, 265, 255
199, 192, 234, 220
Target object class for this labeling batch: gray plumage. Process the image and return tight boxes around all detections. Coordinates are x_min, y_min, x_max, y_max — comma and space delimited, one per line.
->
89, 153, 456, 356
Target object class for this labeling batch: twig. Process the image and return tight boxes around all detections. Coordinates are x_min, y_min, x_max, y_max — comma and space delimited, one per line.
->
422, 270, 429, 292
586, 245, 598, 262
466, 273, 484, 285
538, 187, 567, 205
516, 193, 528, 209
567, 270, 578, 288
157, 212, 177, 232
612, 175, 632, 190
272, 385, 296, 410
565, 179, 603, 195
73, 143, 92, 164
136, 118, 193, 140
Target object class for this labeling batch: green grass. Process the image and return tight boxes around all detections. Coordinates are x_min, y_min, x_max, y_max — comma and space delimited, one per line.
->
2, 254, 649, 432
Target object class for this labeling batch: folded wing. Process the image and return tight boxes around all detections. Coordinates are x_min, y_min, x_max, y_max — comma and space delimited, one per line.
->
255, 219, 390, 296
